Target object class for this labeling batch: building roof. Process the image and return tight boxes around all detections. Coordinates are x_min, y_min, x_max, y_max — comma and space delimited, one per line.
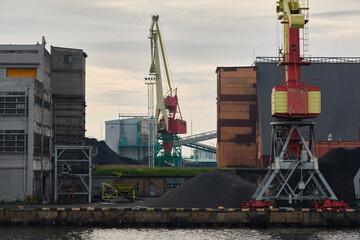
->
215, 66, 256, 73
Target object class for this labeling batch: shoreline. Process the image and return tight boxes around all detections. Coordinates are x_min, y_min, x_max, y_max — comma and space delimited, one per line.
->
0, 205, 359, 228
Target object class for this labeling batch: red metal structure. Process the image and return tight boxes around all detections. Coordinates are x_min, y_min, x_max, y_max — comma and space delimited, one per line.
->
251, 0, 339, 205
159, 95, 186, 135
240, 200, 274, 209
312, 200, 350, 211
272, 4, 320, 119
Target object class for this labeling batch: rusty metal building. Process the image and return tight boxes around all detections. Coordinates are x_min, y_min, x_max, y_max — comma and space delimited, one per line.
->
216, 67, 261, 168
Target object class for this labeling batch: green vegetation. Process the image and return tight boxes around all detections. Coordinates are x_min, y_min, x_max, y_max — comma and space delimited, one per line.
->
93, 167, 217, 177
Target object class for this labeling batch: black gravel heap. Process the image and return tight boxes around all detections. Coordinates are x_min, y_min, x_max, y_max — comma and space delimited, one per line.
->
149, 170, 256, 208
319, 147, 360, 202
85, 138, 142, 165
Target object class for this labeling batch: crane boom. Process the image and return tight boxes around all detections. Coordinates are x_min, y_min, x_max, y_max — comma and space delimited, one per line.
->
155, 20, 173, 96
148, 15, 187, 167
149, 15, 169, 130
149, 15, 186, 134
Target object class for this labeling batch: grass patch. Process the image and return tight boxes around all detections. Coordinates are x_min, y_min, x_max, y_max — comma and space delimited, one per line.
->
93, 167, 217, 177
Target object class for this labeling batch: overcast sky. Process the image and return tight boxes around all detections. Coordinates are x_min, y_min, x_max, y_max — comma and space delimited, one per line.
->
1, 0, 360, 148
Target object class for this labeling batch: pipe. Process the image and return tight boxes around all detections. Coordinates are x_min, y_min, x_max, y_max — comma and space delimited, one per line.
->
23, 82, 30, 197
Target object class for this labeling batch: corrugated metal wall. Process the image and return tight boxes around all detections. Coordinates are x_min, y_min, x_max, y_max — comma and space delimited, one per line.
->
216, 67, 261, 167
256, 61, 360, 157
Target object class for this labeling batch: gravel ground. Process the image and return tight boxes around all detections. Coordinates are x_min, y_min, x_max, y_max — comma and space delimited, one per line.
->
149, 170, 256, 208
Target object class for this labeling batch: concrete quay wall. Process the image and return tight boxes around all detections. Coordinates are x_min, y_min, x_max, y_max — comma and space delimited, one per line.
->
0, 207, 359, 228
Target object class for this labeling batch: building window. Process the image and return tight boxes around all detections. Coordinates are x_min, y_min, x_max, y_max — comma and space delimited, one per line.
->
0, 50, 38, 54
165, 178, 184, 192
35, 95, 43, 106
0, 130, 27, 153
0, 92, 28, 115
43, 136, 50, 155
44, 100, 51, 110
64, 55, 72, 64
34, 133, 42, 155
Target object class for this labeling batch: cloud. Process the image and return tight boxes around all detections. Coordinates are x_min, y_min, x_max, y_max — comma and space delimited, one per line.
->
312, 10, 360, 18
0, 0, 359, 140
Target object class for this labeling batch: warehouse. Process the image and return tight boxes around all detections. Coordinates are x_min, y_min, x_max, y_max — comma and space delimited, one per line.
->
217, 57, 360, 168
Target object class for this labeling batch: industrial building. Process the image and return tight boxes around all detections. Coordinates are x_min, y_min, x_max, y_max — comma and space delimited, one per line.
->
105, 114, 149, 161
51, 46, 87, 146
0, 43, 87, 202
216, 57, 360, 168
216, 67, 260, 168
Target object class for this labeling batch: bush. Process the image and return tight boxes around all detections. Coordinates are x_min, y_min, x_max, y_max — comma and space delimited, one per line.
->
92, 167, 217, 177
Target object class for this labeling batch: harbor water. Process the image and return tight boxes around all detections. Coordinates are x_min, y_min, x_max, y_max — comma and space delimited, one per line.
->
0, 226, 359, 240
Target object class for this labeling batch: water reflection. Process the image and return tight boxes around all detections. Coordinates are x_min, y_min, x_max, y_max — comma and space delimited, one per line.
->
0, 226, 359, 240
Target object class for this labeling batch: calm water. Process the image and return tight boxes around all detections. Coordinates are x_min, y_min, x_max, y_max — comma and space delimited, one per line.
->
0, 227, 359, 240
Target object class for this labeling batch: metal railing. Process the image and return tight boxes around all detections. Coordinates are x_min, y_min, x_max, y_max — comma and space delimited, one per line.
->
255, 56, 360, 64
118, 113, 148, 119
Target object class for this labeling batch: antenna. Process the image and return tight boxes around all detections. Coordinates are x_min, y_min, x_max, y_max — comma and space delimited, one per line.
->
42, 36, 46, 46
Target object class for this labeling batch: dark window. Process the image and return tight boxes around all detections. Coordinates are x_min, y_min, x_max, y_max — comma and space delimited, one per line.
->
0, 92, 28, 115
43, 136, 50, 155
0, 50, 38, 54
165, 178, 184, 192
64, 55, 72, 64
34, 133, 42, 155
35, 95, 43, 106
44, 100, 51, 110
0, 130, 27, 153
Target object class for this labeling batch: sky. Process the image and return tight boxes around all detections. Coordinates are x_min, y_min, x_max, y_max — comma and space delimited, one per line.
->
1, 0, 360, 152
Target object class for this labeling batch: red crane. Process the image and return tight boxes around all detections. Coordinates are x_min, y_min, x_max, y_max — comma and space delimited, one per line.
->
249, 0, 338, 207
149, 15, 187, 167
272, 1, 320, 120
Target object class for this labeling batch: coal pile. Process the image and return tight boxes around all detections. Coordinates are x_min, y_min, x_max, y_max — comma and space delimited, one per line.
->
319, 147, 360, 202
149, 170, 256, 208
85, 138, 142, 165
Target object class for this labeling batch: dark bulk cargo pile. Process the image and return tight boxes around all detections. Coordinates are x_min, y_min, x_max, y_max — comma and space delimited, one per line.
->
85, 138, 142, 165
150, 170, 256, 208
319, 147, 360, 202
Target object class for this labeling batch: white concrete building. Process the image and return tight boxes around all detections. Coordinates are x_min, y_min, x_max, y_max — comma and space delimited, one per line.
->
0, 43, 87, 202
0, 44, 52, 201
105, 114, 149, 161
